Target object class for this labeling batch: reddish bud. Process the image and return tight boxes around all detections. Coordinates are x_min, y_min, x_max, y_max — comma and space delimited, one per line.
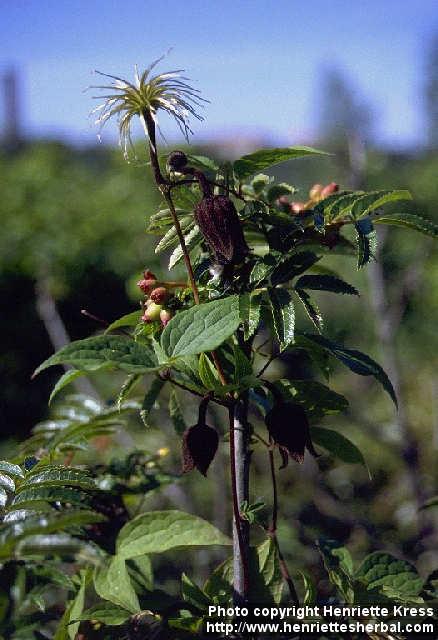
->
194, 195, 249, 265
320, 182, 339, 198
290, 201, 306, 214
159, 308, 172, 326
150, 287, 168, 304
141, 301, 162, 323
309, 184, 323, 201
265, 401, 318, 467
182, 422, 219, 476
137, 278, 157, 294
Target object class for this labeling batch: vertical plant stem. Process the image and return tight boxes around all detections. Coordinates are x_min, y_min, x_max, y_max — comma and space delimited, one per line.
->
268, 446, 299, 605
141, 109, 200, 304
229, 402, 250, 603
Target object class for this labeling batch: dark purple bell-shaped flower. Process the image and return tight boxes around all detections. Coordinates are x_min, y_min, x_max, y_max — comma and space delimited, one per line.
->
194, 195, 249, 265
265, 401, 318, 468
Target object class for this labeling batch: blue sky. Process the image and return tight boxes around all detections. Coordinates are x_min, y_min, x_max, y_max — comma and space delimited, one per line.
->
1, 0, 437, 148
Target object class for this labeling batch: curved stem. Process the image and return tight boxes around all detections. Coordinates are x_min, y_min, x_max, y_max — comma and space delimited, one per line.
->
141, 110, 200, 305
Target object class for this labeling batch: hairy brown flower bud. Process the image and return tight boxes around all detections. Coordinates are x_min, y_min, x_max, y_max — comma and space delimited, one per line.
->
137, 270, 158, 294
194, 195, 249, 265
320, 182, 339, 198
167, 150, 188, 171
150, 286, 168, 304
265, 401, 318, 467
182, 422, 219, 476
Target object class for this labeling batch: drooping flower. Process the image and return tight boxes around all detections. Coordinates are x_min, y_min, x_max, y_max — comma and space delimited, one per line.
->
265, 401, 318, 468
89, 54, 208, 159
194, 195, 249, 265
182, 422, 219, 476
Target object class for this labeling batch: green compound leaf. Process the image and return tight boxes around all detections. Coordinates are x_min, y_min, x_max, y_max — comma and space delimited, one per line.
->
301, 333, 397, 406
116, 510, 231, 560
161, 296, 240, 358
311, 427, 369, 476
295, 274, 359, 296
268, 288, 295, 350
355, 552, 423, 598
34, 335, 160, 377
373, 212, 438, 238
233, 146, 329, 180
94, 556, 140, 614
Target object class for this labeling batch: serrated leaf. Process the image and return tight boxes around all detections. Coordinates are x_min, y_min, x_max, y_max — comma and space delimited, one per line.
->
94, 556, 140, 613
105, 310, 142, 333
355, 217, 377, 268
198, 353, 221, 390
116, 510, 231, 559
295, 274, 359, 296
268, 288, 295, 350
0, 473, 15, 493
34, 335, 160, 377
169, 389, 186, 435
140, 377, 166, 427
0, 461, 24, 478
11, 486, 90, 509
299, 571, 317, 605
22, 466, 95, 490
294, 289, 323, 332
233, 344, 252, 382
240, 291, 263, 340
301, 333, 396, 405
311, 427, 369, 476
169, 225, 202, 269
117, 374, 142, 410
155, 216, 193, 254
317, 538, 354, 603
0, 487, 7, 508
75, 602, 131, 626
270, 252, 321, 285
373, 212, 438, 238
234, 146, 329, 180
161, 296, 240, 358
352, 189, 412, 219
49, 370, 85, 405
274, 379, 348, 419
355, 552, 422, 597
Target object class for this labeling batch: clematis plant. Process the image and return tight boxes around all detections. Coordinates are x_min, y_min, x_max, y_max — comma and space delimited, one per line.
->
26, 58, 438, 636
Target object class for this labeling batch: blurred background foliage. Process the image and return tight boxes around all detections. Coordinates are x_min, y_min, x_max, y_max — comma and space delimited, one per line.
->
1, 39, 438, 600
